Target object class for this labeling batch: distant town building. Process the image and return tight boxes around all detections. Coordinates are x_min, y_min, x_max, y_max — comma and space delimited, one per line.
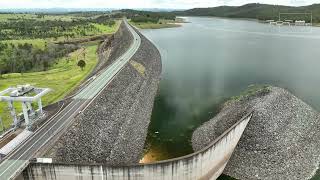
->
295, 20, 306, 26
284, 20, 293, 25
283, 22, 290, 26
276, 21, 284, 25
279, 12, 312, 26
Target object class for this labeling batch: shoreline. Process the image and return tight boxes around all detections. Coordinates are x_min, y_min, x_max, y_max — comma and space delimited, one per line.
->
129, 17, 188, 30
181, 15, 320, 28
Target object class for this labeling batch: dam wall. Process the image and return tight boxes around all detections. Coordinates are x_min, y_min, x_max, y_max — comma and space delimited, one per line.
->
44, 23, 162, 165
22, 113, 252, 180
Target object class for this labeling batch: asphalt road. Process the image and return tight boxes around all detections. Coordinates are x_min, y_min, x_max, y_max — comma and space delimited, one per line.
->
0, 20, 141, 180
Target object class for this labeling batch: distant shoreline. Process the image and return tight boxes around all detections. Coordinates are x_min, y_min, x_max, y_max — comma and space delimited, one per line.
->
179, 16, 320, 28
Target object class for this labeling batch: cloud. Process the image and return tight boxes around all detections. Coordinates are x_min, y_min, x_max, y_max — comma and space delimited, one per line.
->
0, 0, 318, 9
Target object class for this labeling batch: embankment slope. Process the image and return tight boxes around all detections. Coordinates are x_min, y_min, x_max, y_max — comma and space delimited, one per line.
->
192, 86, 320, 180
45, 23, 162, 165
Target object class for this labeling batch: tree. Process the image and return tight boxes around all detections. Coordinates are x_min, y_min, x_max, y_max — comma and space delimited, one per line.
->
0, 60, 6, 78
66, 55, 71, 64
77, 60, 86, 70
43, 60, 49, 71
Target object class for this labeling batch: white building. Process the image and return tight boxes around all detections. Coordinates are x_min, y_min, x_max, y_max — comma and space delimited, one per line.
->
295, 20, 306, 26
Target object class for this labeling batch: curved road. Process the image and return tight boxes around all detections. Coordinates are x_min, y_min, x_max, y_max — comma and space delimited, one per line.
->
0, 19, 141, 180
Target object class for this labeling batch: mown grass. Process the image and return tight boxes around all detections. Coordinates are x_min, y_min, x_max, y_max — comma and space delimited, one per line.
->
0, 43, 99, 130
130, 19, 182, 29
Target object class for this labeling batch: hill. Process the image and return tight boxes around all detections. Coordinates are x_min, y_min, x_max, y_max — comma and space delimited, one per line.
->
175, 3, 320, 23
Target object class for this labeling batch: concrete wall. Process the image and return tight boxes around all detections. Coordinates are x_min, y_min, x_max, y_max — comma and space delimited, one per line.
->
22, 113, 252, 180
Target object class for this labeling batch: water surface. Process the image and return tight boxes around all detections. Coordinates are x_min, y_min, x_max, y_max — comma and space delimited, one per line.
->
141, 17, 320, 178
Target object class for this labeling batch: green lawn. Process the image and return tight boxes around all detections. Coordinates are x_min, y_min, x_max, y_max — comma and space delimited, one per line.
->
0, 43, 99, 130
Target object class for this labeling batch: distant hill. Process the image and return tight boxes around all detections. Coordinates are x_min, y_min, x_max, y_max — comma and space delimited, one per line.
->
0, 8, 115, 13
0, 8, 181, 14
175, 3, 320, 23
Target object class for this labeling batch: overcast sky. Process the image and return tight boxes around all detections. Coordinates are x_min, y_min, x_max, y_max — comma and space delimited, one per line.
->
0, 0, 318, 9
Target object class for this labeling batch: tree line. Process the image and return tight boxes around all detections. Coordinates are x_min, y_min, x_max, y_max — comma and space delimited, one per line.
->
0, 15, 116, 40
0, 42, 79, 76
175, 3, 320, 23
116, 10, 176, 23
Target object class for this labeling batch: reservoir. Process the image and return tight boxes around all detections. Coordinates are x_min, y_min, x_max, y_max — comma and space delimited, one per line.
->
141, 17, 320, 178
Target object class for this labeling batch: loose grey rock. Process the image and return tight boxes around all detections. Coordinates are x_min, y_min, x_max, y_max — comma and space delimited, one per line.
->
192, 86, 320, 180
45, 23, 162, 165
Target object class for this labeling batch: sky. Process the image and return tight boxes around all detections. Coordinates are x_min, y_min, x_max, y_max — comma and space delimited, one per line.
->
0, 0, 318, 9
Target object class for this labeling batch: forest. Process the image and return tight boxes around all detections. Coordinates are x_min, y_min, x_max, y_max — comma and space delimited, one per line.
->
0, 13, 117, 76
175, 3, 320, 23
119, 9, 176, 23
0, 14, 115, 40
0, 42, 78, 76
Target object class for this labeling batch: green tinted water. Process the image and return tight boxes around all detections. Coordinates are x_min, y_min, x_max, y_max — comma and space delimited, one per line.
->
141, 17, 320, 178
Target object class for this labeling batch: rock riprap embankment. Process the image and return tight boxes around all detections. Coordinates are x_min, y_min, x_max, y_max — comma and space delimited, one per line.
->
192, 86, 320, 180
94, 21, 133, 74
45, 25, 162, 165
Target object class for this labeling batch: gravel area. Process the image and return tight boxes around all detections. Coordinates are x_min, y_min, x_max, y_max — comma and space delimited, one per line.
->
45, 24, 162, 165
192, 86, 320, 180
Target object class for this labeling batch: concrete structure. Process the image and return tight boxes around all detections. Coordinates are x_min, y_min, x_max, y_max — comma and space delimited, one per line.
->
276, 21, 284, 25
21, 113, 252, 180
0, 85, 50, 129
295, 20, 306, 26
0, 130, 33, 157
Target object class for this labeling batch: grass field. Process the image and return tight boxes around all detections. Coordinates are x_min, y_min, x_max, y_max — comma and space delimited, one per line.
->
92, 21, 121, 34
130, 19, 182, 29
0, 14, 121, 131
0, 21, 120, 46
1, 39, 47, 49
0, 42, 99, 130
0, 13, 80, 22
